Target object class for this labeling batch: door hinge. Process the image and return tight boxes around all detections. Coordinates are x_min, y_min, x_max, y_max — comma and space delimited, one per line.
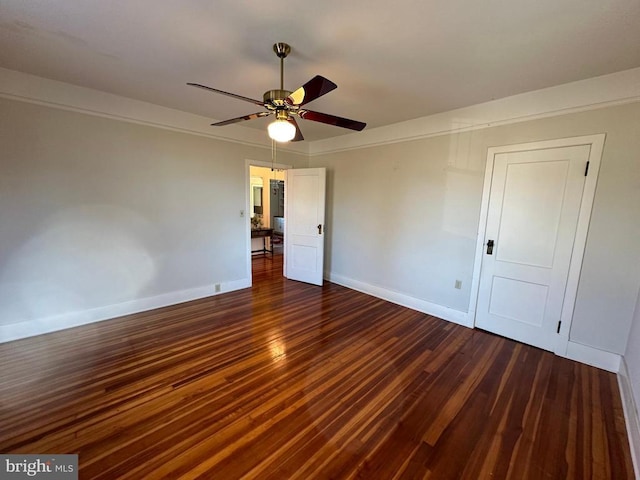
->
584, 161, 590, 176
557, 321, 562, 334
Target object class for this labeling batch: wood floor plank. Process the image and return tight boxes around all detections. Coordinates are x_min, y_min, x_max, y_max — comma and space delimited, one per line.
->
0, 253, 634, 479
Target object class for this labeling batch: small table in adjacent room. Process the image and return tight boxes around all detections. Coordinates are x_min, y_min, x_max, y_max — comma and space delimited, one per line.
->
251, 228, 273, 256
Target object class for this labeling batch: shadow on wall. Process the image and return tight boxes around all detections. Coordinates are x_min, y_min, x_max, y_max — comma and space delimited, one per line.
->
0, 204, 156, 326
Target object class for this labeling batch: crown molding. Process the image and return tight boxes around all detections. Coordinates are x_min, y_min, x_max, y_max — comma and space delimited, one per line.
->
0, 67, 309, 155
2, 66, 639, 158
307, 67, 640, 156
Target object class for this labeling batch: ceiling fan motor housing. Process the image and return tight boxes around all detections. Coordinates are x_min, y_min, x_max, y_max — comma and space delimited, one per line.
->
264, 89, 295, 111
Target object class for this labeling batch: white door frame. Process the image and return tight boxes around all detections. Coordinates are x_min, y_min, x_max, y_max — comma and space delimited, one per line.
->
245, 158, 292, 286
467, 134, 605, 356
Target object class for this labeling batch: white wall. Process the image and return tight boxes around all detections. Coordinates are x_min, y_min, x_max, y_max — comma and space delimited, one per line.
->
319, 133, 482, 315
311, 101, 640, 355
0, 97, 307, 341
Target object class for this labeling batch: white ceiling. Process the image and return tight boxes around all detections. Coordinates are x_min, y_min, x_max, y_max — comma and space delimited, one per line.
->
1, 0, 639, 142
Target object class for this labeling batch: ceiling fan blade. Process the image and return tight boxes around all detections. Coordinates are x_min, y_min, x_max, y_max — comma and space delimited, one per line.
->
286, 75, 337, 107
187, 82, 264, 107
298, 109, 366, 131
211, 111, 272, 127
289, 117, 304, 142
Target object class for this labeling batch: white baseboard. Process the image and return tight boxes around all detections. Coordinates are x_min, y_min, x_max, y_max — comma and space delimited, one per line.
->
618, 359, 640, 479
563, 341, 622, 373
0, 278, 250, 343
327, 272, 472, 328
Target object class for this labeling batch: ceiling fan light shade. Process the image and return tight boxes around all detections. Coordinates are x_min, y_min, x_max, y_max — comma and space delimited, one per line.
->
268, 119, 296, 142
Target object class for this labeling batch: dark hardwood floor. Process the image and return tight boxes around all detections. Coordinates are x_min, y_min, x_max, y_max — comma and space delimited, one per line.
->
0, 253, 634, 479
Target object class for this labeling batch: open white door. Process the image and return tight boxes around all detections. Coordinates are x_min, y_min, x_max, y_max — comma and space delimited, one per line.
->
284, 168, 326, 286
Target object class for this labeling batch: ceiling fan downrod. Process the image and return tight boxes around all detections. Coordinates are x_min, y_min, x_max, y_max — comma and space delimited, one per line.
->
273, 42, 291, 91
263, 43, 292, 110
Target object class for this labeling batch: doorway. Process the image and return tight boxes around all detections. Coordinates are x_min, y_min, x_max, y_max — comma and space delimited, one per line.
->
246, 160, 291, 285
470, 135, 605, 354
249, 165, 285, 248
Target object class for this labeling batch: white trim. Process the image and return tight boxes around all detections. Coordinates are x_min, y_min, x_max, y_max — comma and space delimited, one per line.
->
467, 154, 497, 331
468, 134, 606, 356
328, 273, 472, 328
308, 68, 640, 156
0, 278, 250, 344
2, 66, 639, 158
557, 137, 604, 348
0, 67, 309, 155
562, 341, 621, 373
618, 359, 640, 478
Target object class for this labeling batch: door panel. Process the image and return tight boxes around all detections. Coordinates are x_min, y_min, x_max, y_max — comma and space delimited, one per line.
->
284, 168, 326, 286
475, 145, 590, 351
497, 160, 568, 268
488, 277, 548, 327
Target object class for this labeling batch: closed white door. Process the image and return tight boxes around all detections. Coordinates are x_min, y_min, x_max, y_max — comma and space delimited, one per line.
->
475, 145, 590, 351
284, 168, 326, 286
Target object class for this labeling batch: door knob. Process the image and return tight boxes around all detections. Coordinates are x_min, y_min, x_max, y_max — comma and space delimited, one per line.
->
486, 239, 494, 255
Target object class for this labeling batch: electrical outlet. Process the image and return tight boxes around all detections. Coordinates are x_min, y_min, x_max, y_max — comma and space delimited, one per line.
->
454, 280, 462, 289
215, 283, 221, 293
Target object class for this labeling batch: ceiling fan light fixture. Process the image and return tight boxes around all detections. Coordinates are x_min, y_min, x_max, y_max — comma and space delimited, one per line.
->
268, 118, 296, 142
188, 42, 365, 142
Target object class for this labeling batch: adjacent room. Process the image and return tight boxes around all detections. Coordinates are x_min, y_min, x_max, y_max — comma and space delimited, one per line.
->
1, 1, 639, 478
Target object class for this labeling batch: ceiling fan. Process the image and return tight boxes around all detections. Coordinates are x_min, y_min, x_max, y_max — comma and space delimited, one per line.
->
187, 42, 366, 142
